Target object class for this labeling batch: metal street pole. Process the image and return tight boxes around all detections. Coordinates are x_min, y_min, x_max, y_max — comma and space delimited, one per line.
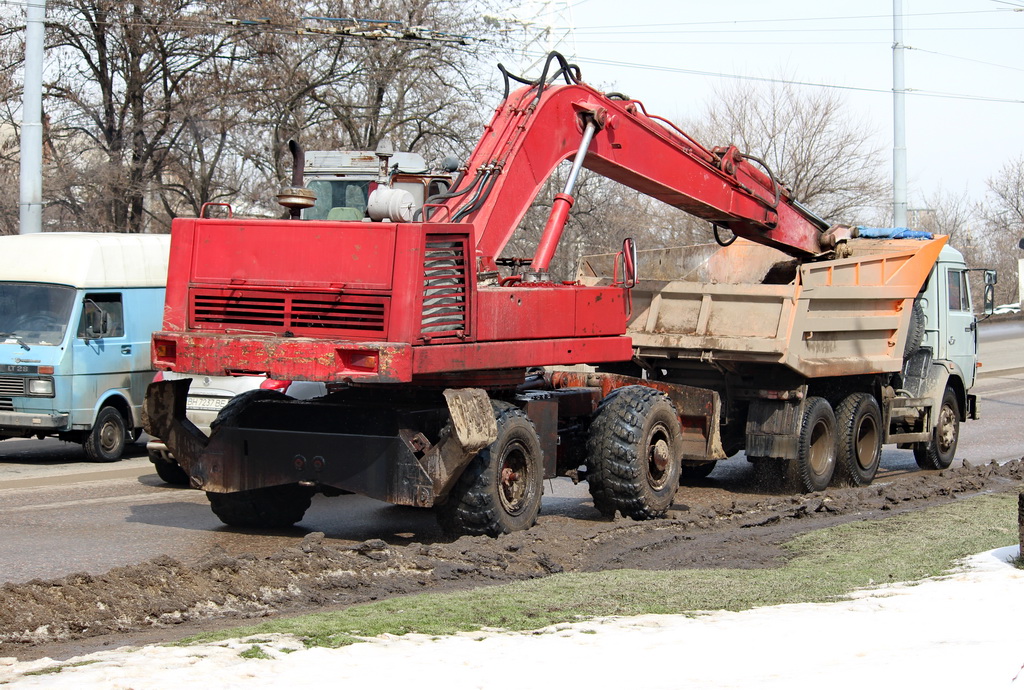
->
19, 0, 45, 234
892, 0, 908, 228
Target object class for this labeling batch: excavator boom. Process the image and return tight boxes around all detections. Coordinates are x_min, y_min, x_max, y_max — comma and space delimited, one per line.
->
431, 55, 830, 271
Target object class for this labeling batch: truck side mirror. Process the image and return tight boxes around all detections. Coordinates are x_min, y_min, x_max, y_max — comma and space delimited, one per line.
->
983, 284, 995, 315
984, 269, 997, 286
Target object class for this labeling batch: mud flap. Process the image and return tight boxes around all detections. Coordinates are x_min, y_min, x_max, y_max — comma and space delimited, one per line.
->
419, 388, 498, 499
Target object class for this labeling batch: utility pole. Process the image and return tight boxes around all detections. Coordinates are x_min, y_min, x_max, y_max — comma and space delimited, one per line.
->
19, 0, 45, 234
892, 0, 908, 228
489, 1, 577, 75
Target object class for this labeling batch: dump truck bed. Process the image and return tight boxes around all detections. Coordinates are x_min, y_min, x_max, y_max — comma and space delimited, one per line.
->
578, 236, 947, 378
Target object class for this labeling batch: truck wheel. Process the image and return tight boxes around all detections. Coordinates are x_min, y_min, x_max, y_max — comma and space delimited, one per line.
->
586, 386, 682, 520
437, 403, 544, 537
149, 451, 190, 486
786, 396, 837, 492
914, 387, 959, 470
83, 406, 127, 462
207, 485, 313, 528
833, 393, 882, 486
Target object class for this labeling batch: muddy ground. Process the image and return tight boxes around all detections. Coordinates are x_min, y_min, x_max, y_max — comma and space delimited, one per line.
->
2, 459, 1022, 662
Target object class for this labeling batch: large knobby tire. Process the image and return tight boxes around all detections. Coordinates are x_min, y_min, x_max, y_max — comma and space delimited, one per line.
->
207, 485, 313, 528
437, 402, 544, 538
586, 386, 683, 520
83, 406, 127, 462
833, 393, 882, 487
149, 451, 190, 486
903, 299, 926, 360
786, 396, 837, 493
914, 387, 960, 470
210, 388, 291, 434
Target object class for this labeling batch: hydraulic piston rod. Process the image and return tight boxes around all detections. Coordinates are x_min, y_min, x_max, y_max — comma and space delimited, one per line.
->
531, 118, 600, 274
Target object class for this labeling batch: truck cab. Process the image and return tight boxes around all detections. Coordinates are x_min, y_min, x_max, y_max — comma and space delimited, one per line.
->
918, 244, 979, 391
0, 233, 169, 461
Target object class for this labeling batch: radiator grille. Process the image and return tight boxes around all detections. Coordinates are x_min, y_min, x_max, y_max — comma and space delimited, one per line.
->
191, 290, 388, 337
0, 397, 13, 410
421, 236, 468, 336
0, 377, 25, 396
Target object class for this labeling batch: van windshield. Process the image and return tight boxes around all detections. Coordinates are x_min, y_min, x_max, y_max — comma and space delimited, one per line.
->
0, 283, 76, 346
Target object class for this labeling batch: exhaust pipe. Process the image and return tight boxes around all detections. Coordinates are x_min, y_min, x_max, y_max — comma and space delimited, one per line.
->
276, 139, 316, 219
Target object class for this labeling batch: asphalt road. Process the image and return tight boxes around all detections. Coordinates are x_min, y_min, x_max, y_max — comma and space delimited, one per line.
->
0, 319, 1021, 585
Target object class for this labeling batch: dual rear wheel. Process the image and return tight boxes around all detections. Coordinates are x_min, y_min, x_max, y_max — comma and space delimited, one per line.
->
783, 394, 883, 492
775, 385, 959, 492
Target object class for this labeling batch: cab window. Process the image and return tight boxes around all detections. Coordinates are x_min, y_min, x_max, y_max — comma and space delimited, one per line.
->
78, 293, 124, 338
946, 269, 971, 313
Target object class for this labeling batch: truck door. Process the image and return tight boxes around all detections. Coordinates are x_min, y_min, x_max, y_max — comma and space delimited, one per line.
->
942, 265, 977, 389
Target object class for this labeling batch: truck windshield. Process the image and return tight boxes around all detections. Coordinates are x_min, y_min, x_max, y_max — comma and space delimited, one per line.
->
304, 179, 372, 221
0, 283, 76, 346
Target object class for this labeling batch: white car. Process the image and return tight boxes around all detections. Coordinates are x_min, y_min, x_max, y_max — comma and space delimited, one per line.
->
992, 302, 1020, 315
147, 371, 326, 485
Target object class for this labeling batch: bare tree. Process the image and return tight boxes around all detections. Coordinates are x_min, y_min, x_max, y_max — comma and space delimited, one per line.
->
0, 0, 493, 233
694, 80, 888, 224
975, 155, 1024, 305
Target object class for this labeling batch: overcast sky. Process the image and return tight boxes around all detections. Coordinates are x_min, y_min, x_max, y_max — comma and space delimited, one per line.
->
499, 0, 1024, 214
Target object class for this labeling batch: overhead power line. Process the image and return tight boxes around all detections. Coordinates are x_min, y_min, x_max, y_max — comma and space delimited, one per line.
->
569, 8, 1014, 31
531, 51, 1024, 105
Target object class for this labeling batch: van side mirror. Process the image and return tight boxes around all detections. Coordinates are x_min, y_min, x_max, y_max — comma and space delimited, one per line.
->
83, 299, 110, 339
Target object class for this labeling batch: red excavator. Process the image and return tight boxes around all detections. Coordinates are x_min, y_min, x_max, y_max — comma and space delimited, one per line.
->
145, 53, 974, 536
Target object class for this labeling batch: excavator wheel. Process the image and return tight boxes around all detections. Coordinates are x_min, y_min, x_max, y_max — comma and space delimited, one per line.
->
785, 396, 837, 493
150, 453, 190, 486
207, 485, 314, 528
586, 386, 682, 520
679, 461, 717, 483
833, 393, 882, 486
436, 402, 544, 537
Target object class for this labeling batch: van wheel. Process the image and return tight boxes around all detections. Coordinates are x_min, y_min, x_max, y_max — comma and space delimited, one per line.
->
914, 387, 959, 470
83, 406, 127, 462
834, 393, 882, 486
207, 485, 313, 528
786, 397, 837, 492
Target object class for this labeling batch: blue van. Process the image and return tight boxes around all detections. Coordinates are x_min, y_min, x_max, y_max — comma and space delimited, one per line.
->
0, 233, 169, 461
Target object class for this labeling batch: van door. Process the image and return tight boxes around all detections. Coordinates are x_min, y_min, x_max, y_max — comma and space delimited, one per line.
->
941, 265, 977, 389
70, 292, 130, 427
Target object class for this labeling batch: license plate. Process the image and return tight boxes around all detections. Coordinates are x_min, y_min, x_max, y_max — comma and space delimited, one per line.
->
186, 396, 230, 411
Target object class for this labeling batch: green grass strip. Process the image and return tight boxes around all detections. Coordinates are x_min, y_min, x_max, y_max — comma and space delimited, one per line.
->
180, 492, 1019, 649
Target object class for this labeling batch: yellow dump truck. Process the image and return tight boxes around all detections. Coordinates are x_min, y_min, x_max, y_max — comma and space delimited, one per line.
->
577, 232, 993, 493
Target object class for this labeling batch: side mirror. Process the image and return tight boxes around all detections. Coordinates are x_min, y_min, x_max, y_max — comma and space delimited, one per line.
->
85, 301, 109, 338
984, 269, 997, 286
622, 237, 638, 288
983, 284, 995, 315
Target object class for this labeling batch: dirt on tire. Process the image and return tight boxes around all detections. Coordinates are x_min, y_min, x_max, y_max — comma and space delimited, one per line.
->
2, 459, 1021, 661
